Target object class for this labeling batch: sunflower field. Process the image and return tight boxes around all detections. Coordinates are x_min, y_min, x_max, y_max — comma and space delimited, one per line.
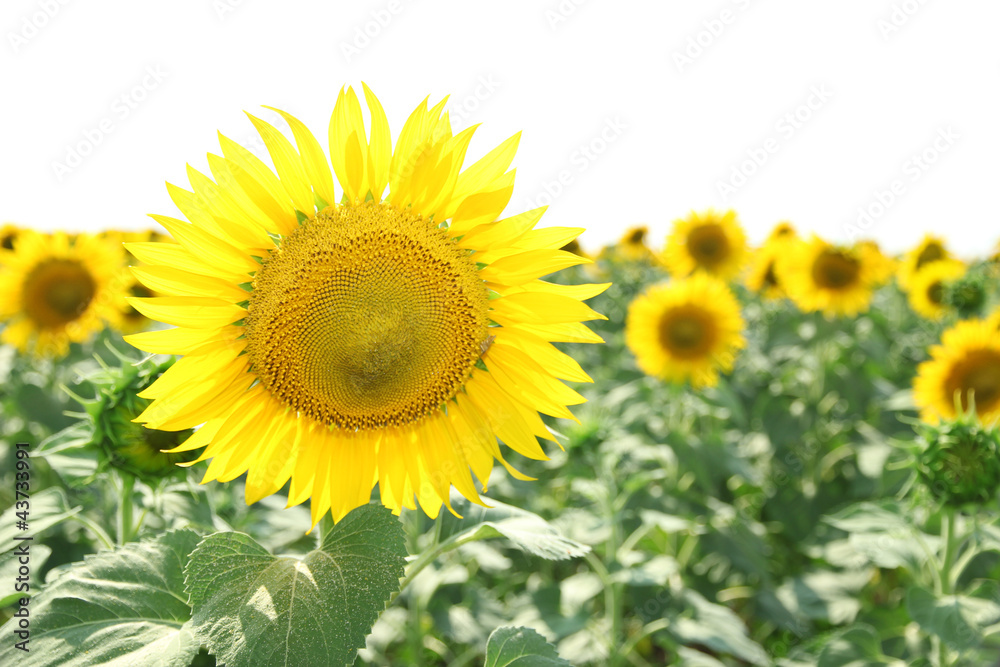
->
1, 89, 1000, 667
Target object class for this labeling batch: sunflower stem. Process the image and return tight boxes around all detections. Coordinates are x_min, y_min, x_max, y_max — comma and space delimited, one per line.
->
117, 474, 135, 546
315, 513, 335, 547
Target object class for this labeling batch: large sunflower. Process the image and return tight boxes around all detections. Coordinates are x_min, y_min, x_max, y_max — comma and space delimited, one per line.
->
914, 318, 1000, 423
625, 273, 745, 387
908, 259, 966, 320
126, 86, 608, 525
661, 209, 747, 280
778, 236, 876, 317
899, 234, 952, 290
0, 230, 124, 356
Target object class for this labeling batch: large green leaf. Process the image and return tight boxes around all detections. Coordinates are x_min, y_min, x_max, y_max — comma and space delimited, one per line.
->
185, 503, 407, 667
0, 529, 201, 667
483, 626, 571, 667
905, 584, 1000, 650
439, 495, 589, 560
816, 625, 889, 667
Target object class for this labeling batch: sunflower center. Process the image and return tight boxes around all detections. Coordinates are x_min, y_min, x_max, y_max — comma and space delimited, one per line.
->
946, 350, 1000, 414
245, 201, 490, 430
916, 243, 945, 270
688, 224, 729, 268
763, 262, 779, 288
22, 259, 97, 329
812, 250, 860, 290
927, 280, 945, 306
659, 306, 715, 358
627, 229, 646, 244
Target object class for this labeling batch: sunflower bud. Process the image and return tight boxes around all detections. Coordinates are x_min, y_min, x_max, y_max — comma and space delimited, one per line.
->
942, 271, 988, 319
81, 357, 196, 480
914, 416, 1000, 507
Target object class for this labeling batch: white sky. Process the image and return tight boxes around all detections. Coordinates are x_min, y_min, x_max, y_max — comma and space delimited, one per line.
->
2, 0, 998, 257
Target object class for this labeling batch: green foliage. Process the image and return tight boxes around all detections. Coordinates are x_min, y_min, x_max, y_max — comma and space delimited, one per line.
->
184, 504, 407, 667
0, 529, 201, 667
483, 626, 571, 667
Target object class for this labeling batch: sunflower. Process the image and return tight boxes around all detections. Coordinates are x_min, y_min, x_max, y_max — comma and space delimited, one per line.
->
600, 225, 654, 263
856, 240, 896, 286
898, 234, 952, 290
0, 223, 21, 252
766, 221, 798, 242
914, 318, 1000, 423
745, 225, 798, 299
908, 259, 965, 320
661, 209, 747, 280
625, 273, 745, 387
126, 85, 608, 526
778, 236, 876, 317
0, 231, 124, 356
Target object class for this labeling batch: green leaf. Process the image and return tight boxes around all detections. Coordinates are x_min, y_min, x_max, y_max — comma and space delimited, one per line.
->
0, 529, 201, 667
670, 590, 770, 666
816, 624, 887, 667
905, 584, 1000, 650
0, 488, 80, 557
0, 545, 50, 607
483, 626, 571, 667
185, 503, 406, 667
776, 569, 874, 625
439, 495, 590, 560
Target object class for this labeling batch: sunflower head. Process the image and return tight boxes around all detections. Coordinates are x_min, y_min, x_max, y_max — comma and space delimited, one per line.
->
0, 231, 125, 357
855, 240, 896, 286
75, 357, 198, 480
767, 221, 798, 243
899, 234, 952, 290
914, 413, 1000, 507
661, 209, 747, 280
777, 236, 876, 317
125, 85, 607, 526
625, 273, 745, 387
602, 225, 654, 263
908, 259, 965, 320
915, 318, 1000, 424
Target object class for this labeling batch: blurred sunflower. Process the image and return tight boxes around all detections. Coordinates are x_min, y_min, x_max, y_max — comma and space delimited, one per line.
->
661, 209, 747, 280
745, 223, 798, 299
745, 244, 785, 300
898, 234, 952, 290
126, 85, 608, 525
778, 236, 875, 317
766, 221, 798, 242
908, 259, 965, 320
601, 225, 654, 263
856, 240, 896, 286
625, 273, 744, 387
0, 223, 21, 252
914, 318, 1000, 423
0, 231, 124, 356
